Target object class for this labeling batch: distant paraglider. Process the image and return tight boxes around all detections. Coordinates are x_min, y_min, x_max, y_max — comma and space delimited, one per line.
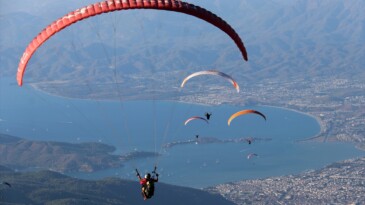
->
247, 153, 258, 160
195, 134, 199, 144
180, 70, 240, 93
184, 116, 209, 126
245, 137, 254, 145
227, 109, 267, 126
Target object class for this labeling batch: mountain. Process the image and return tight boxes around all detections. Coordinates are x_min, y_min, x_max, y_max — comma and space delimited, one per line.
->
0, 134, 158, 173
230, 0, 365, 82
0, 166, 235, 205
0, 133, 121, 173
1, 0, 364, 94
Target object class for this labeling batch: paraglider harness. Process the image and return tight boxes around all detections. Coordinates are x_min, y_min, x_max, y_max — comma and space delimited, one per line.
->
205, 112, 212, 120
136, 166, 159, 199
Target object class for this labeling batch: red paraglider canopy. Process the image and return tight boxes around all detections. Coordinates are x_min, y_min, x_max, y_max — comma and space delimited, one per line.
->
17, 0, 248, 86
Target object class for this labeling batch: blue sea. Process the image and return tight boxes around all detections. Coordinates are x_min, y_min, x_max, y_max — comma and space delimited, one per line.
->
0, 77, 363, 188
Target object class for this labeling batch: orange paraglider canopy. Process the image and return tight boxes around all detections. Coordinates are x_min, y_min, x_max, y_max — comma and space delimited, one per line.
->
228, 109, 266, 126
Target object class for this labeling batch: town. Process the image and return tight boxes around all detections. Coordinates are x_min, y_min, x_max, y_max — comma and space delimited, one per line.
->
207, 157, 365, 204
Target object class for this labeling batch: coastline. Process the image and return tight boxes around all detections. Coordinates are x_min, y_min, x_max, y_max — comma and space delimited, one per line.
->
29, 82, 325, 141
256, 104, 324, 141
28, 82, 364, 153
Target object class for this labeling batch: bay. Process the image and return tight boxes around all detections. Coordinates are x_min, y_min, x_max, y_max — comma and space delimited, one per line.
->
0, 77, 363, 188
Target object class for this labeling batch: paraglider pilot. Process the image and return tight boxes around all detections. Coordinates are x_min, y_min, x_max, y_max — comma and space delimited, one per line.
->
1, 181, 11, 188
136, 167, 159, 200
205, 112, 212, 120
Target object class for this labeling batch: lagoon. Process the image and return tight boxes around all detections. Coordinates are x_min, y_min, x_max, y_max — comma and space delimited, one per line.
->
0, 77, 363, 188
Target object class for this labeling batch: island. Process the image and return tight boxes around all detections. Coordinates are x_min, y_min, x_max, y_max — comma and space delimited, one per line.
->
162, 136, 272, 149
